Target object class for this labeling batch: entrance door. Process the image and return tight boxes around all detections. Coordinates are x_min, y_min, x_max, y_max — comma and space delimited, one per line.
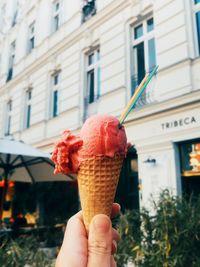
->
115, 147, 139, 211
182, 176, 200, 200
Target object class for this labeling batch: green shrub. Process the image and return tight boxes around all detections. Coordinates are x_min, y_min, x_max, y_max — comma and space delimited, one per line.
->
0, 236, 53, 267
115, 190, 200, 267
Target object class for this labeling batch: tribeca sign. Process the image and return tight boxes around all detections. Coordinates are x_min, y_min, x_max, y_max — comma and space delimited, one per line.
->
161, 116, 197, 130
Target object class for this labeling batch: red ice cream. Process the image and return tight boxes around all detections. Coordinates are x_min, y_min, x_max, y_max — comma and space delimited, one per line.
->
52, 114, 128, 174
79, 114, 127, 159
51, 130, 83, 174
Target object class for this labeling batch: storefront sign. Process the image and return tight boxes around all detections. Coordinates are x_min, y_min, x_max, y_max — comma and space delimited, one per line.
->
127, 108, 200, 142
161, 116, 197, 130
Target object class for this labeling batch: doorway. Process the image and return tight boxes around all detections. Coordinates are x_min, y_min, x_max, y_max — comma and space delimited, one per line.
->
115, 147, 139, 211
182, 176, 200, 199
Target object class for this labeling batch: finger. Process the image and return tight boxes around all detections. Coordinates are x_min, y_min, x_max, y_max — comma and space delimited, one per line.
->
111, 227, 120, 254
111, 203, 121, 218
73, 210, 83, 219
111, 205, 120, 254
63, 211, 87, 245
56, 211, 87, 267
112, 227, 120, 243
87, 214, 113, 267
111, 240, 117, 254
111, 255, 117, 267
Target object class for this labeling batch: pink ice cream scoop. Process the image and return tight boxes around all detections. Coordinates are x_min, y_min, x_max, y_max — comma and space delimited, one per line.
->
51, 114, 128, 174
78, 114, 127, 160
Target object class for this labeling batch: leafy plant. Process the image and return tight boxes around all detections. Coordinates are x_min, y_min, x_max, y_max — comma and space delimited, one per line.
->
115, 190, 200, 267
0, 235, 53, 267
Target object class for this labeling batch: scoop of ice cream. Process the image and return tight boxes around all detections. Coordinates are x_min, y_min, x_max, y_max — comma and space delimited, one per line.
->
79, 114, 128, 160
52, 114, 128, 174
51, 130, 83, 174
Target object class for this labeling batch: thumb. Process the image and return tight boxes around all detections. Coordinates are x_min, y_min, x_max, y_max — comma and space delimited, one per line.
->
87, 214, 112, 267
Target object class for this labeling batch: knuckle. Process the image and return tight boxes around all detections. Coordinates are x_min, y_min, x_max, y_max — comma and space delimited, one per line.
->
89, 240, 111, 255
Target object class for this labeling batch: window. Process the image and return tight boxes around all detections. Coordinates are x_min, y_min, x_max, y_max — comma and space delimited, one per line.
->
82, 0, 96, 23
179, 141, 200, 175
51, 72, 60, 118
86, 48, 100, 104
24, 89, 32, 129
52, 1, 60, 32
6, 41, 16, 82
12, 10, 18, 27
179, 139, 200, 200
5, 100, 12, 136
132, 17, 156, 94
28, 22, 35, 53
194, 0, 200, 55
11, 0, 18, 27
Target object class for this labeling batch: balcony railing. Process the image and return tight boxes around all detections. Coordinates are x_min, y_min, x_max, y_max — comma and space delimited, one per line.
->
131, 74, 158, 107
83, 95, 99, 122
82, 0, 96, 23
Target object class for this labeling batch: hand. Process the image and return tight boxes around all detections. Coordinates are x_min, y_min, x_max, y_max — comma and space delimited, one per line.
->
56, 203, 120, 267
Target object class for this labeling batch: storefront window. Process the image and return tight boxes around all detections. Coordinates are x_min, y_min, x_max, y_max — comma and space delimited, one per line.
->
179, 141, 200, 175
179, 140, 200, 200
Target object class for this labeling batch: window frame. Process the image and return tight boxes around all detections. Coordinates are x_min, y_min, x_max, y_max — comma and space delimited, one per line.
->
52, 0, 60, 32
6, 40, 16, 82
82, 0, 96, 23
193, 1, 200, 55
11, 0, 18, 27
85, 48, 100, 104
4, 100, 12, 136
24, 88, 32, 129
131, 17, 156, 95
28, 21, 35, 53
132, 17, 156, 74
50, 71, 60, 118
9, 41, 16, 69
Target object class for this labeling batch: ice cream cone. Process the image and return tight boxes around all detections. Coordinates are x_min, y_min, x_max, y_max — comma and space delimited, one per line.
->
51, 115, 129, 230
77, 154, 124, 230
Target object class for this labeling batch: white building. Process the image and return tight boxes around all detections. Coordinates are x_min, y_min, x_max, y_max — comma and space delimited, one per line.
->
0, 0, 200, 209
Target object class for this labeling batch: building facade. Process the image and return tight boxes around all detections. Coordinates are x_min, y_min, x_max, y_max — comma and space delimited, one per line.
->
0, 0, 200, 208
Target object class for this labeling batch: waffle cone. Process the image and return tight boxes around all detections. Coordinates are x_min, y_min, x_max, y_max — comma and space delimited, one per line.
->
77, 154, 124, 230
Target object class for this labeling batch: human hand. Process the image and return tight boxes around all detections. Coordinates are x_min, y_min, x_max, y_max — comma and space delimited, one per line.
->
56, 203, 120, 267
